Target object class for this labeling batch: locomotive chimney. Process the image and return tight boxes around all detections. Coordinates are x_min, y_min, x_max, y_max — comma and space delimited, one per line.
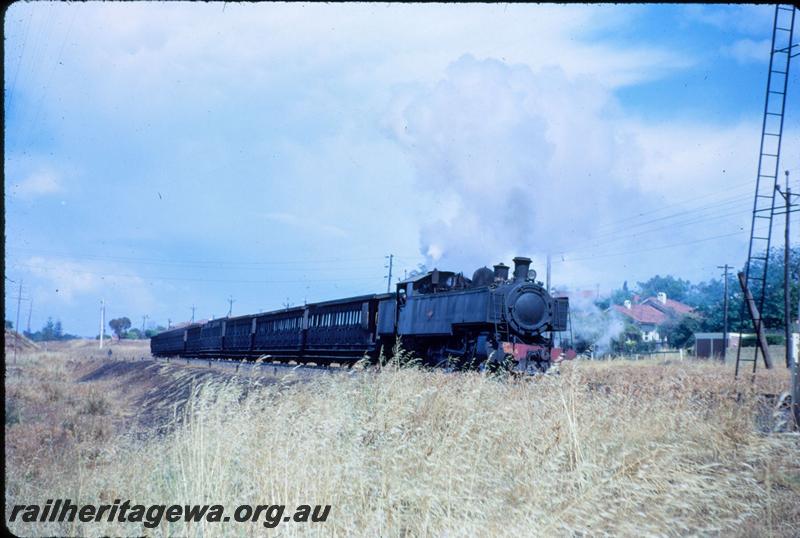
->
493, 263, 509, 281
512, 257, 532, 283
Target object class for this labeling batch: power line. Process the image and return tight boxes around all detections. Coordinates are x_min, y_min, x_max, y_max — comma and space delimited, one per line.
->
585, 179, 755, 234
553, 230, 745, 263
556, 200, 752, 255
7, 6, 34, 111
8, 262, 385, 285
6, 247, 418, 269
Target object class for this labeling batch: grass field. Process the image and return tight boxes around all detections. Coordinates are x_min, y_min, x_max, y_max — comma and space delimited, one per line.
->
5, 341, 800, 537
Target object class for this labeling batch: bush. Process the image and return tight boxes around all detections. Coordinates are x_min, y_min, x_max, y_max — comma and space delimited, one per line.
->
741, 334, 785, 347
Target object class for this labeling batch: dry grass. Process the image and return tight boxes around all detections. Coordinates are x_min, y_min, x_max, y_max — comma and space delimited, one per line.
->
5, 347, 800, 537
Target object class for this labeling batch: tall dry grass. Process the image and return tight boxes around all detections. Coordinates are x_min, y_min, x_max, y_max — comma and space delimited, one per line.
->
5, 351, 800, 537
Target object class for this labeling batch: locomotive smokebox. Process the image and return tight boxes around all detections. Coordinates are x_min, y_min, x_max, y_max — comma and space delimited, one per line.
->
493, 263, 509, 281
512, 257, 532, 282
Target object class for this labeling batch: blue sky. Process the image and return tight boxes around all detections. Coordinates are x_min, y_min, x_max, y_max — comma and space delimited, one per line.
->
4, 3, 799, 336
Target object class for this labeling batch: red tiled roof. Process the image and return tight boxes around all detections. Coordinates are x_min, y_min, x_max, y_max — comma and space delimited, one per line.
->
642, 297, 695, 316
611, 303, 668, 325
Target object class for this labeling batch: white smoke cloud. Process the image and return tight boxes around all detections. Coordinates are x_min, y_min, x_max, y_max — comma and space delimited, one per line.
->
567, 292, 626, 355
385, 54, 645, 272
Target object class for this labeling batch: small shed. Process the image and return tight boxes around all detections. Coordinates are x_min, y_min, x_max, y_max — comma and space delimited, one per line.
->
694, 332, 741, 358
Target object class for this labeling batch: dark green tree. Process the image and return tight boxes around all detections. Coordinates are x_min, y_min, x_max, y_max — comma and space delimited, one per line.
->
661, 314, 702, 349
636, 275, 692, 302
610, 281, 633, 306
144, 326, 166, 338
41, 317, 57, 340
125, 328, 143, 340
109, 317, 132, 339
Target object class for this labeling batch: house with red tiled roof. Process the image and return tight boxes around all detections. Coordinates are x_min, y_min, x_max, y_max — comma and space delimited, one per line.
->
609, 292, 696, 346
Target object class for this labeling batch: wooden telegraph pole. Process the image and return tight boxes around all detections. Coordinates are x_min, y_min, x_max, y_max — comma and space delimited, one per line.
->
776, 171, 799, 427
717, 264, 731, 362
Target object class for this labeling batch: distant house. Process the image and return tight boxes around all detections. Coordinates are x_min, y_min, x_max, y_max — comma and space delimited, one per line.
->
609, 292, 696, 347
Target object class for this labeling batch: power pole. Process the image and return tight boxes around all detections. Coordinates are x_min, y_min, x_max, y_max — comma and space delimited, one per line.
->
546, 253, 552, 292
227, 295, 235, 317
777, 170, 799, 427
283, 297, 290, 310
142, 315, 149, 334
13, 279, 23, 364
717, 264, 731, 362
101, 301, 107, 347
784, 182, 791, 370
190, 305, 196, 323
26, 296, 33, 334
385, 254, 394, 293
168, 318, 172, 329
776, 172, 797, 368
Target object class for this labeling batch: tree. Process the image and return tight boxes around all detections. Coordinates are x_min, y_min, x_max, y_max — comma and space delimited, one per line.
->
41, 317, 57, 340
23, 318, 74, 341
609, 281, 633, 306
661, 314, 702, 349
4, 320, 12, 329
610, 321, 643, 354
125, 328, 143, 340
144, 326, 166, 338
109, 317, 132, 339
636, 275, 692, 303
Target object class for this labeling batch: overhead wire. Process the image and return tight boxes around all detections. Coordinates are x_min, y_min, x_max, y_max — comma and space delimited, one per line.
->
553, 230, 746, 263
21, 6, 77, 150
555, 196, 753, 254
6, 5, 34, 112
6, 247, 424, 268
8, 261, 385, 285
585, 178, 755, 234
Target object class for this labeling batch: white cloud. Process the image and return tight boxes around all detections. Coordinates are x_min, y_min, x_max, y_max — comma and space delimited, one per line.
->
721, 38, 771, 64
20, 256, 157, 312
13, 169, 63, 198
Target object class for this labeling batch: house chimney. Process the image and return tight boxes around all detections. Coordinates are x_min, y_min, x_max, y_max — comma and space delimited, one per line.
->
493, 263, 509, 281
657, 292, 667, 304
623, 300, 632, 310
512, 257, 532, 283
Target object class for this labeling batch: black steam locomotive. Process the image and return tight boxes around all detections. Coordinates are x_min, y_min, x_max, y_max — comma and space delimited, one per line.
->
150, 256, 570, 373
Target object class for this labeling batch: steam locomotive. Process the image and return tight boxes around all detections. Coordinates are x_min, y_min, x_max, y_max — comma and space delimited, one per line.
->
150, 256, 571, 373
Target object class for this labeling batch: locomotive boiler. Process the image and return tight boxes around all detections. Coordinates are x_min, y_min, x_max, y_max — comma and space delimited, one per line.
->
151, 256, 570, 373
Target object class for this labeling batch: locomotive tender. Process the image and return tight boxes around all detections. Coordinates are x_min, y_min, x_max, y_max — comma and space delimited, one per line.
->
150, 256, 570, 373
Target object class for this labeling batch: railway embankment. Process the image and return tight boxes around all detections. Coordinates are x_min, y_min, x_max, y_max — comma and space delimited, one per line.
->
6, 346, 799, 536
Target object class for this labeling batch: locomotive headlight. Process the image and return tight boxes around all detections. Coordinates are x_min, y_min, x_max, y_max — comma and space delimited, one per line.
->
505, 284, 550, 334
